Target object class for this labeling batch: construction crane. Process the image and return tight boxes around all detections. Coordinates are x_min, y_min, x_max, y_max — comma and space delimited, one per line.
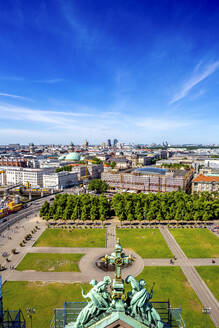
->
0, 170, 6, 185
81, 160, 90, 181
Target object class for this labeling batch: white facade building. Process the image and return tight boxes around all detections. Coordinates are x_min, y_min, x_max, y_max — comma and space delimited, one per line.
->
204, 160, 219, 168
0, 166, 44, 187
43, 172, 78, 189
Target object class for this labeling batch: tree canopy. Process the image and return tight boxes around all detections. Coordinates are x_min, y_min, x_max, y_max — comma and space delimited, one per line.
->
111, 191, 219, 221
88, 179, 109, 193
56, 166, 72, 173
40, 190, 219, 222
40, 193, 110, 221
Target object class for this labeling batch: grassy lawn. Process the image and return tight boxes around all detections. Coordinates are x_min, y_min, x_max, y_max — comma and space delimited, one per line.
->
170, 229, 219, 258
134, 267, 215, 328
117, 229, 173, 258
196, 266, 219, 302
3, 268, 216, 328
34, 228, 106, 247
16, 253, 83, 272
3, 281, 90, 328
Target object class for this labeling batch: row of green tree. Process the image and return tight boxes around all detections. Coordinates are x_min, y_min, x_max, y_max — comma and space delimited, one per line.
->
56, 166, 72, 173
40, 191, 219, 222
160, 163, 190, 170
111, 191, 219, 221
40, 193, 110, 221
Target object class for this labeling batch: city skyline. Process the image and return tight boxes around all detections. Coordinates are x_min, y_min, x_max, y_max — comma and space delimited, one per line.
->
1, 0, 219, 144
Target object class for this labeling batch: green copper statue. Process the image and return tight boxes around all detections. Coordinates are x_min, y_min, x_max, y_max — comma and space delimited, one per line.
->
74, 276, 111, 328
67, 239, 165, 328
126, 275, 164, 328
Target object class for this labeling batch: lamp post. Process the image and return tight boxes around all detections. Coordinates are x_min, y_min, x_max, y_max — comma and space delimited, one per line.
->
26, 307, 36, 328
202, 307, 211, 328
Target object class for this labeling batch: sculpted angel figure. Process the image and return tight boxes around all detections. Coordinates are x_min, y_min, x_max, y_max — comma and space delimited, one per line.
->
125, 275, 164, 328
74, 276, 111, 328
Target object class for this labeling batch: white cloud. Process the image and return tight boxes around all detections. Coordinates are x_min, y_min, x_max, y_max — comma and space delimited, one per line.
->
0, 102, 203, 144
34, 79, 64, 84
136, 118, 191, 130
0, 104, 95, 127
169, 60, 219, 104
0, 92, 32, 101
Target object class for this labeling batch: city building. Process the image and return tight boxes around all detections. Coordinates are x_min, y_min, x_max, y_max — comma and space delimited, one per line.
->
0, 157, 27, 167
109, 158, 131, 169
43, 171, 78, 189
84, 140, 89, 149
0, 166, 48, 187
29, 143, 35, 154
113, 138, 118, 147
68, 142, 74, 152
87, 163, 104, 178
102, 167, 193, 193
192, 174, 219, 193
107, 139, 111, 147
204, 160, 219, 168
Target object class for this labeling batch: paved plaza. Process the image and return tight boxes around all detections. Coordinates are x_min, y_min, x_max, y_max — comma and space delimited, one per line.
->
0, 216, 219, 326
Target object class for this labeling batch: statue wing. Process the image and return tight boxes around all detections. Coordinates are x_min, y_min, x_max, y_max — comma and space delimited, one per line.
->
89, 290, 108, 309
125, 275, 141, 291
130, 289, 147, 307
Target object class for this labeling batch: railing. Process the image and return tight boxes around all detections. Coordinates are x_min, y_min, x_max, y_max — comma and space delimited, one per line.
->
2, 309, 26, 328
51, 301, 185, 328
169, 306, 186, 328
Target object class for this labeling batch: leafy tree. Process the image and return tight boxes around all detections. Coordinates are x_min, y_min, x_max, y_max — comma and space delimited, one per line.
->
91, 157, 102, 164
40, 201, 50, 218
53, 205, 63, 221
99, 194, 110, 221
111, 161, 116, 169
88, 179, 108, 193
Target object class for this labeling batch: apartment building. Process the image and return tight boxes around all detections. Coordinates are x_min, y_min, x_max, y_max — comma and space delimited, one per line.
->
87, 164, 104, 178
192, 174, 219, 193
43, 172, 78, 189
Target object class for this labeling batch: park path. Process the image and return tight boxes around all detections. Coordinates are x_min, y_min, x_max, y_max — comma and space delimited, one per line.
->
106, 223, 117, 248
1, 217, 47, 284
160, 227, 219, 327
143, 258, 219, 266
5, 246, 145, 284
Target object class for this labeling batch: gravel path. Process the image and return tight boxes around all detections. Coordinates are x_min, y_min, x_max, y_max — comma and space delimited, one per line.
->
160, 226, 219, 327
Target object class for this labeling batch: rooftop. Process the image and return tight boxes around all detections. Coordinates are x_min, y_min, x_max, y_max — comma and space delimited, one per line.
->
193, 174, 219, 183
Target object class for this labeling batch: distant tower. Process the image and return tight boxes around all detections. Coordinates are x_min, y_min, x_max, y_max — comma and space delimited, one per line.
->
113, 139, 118, 147
69, 141, 74, 152
101, 142, 105, 148
107, 139, 111, 147
84, 140, 88, 149
29, 143, 34, 154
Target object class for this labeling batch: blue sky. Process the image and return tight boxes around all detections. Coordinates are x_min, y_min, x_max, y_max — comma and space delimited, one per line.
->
1, 0, 219, 145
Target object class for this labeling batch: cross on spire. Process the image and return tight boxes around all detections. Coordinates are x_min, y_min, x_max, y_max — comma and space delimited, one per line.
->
104, 239, 134, 305
105, 238, 133, 280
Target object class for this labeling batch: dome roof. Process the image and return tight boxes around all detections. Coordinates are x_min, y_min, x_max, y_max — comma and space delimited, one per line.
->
134, 167, 168, 175
65, 152, 81, 161
58, 155, 66, 160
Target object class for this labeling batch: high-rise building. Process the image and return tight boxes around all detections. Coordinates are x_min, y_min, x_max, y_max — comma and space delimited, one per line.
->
69, 141, 74, 152
29, 143, 34, 154
84, 140, 88, 148
107, 139, 111, 147
113, 139, 118, 147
